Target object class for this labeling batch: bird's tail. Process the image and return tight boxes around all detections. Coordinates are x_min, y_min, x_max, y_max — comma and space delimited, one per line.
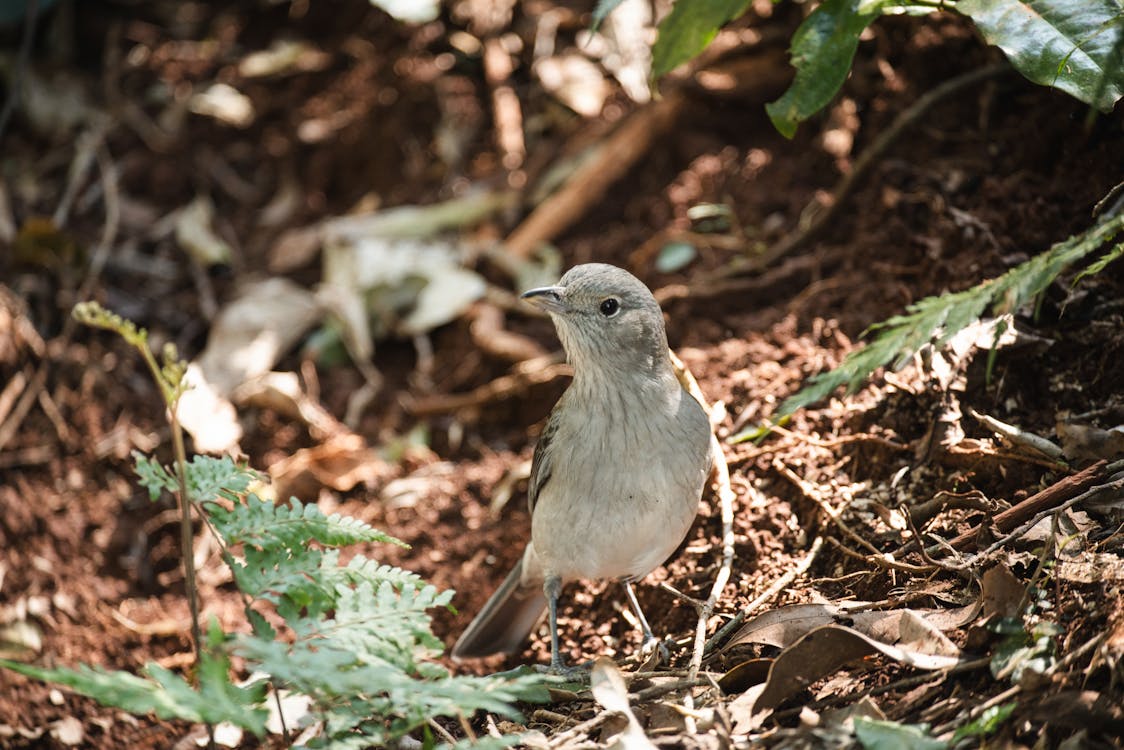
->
451, 556, 547, 659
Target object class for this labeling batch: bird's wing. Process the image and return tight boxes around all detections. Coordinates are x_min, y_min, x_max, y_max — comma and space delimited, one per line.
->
526, 401, 562, 517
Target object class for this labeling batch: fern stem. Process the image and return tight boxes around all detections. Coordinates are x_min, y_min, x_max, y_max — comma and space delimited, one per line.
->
169, 408, 212, 749
272, 688, 290, 743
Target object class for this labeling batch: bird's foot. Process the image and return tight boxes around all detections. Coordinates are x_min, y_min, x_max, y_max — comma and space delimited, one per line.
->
534, 658, 592, 681
638, 635, 671, 669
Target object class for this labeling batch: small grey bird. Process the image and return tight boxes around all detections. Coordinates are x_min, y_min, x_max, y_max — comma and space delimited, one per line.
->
452, 263, 713, 671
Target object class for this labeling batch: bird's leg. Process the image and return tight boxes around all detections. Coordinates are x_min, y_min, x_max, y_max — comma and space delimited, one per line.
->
545, 575, 567, 673
532, 576, 592, 679
623, 581, 669, 663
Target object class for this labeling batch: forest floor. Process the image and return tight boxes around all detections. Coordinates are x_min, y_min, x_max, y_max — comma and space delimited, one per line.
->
1, 1, 1123, 748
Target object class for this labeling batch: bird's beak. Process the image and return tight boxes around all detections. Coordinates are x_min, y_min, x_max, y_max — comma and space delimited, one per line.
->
521, 285, 568, 314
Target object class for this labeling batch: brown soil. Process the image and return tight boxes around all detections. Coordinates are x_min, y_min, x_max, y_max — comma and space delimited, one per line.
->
2, 2, 1123, 748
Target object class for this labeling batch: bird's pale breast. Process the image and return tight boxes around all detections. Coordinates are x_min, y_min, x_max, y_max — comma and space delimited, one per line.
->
530, 381, 711, 582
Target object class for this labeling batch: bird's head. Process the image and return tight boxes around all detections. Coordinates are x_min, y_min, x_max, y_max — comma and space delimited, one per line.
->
521, 263, 670, 375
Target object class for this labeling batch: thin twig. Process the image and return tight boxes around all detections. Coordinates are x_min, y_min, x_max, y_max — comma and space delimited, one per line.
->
1012, 512, 1057, 618
773, 459, 883, 557
272, 690, 290, 744
703, 535, 825, 655
548, 708, 624, 748
825, 536, 936, 573
941, 477, 1124, 570
631, 676, 714, 702
427, 717, 458, 746
763, 421, 910, 452
657, 581, 706, 609
969, 408, 1065, 462
456, 711, 476, 743
939, 460, 1107, 553
899, 498, 969, 578
683, 434, 737, 728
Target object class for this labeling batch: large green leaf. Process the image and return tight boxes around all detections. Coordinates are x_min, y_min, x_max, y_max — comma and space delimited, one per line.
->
958, 0, 1124, 111
765, 0, 882, 138
652, 0, 753, 79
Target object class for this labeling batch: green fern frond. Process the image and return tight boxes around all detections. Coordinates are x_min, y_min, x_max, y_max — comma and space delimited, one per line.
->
336, 553, 426, 590
761, 209, 1124, 426
233, 546, 330, 617
237, 637, 365, 702
133, 453, 256, 503
290, 580, 452, 668
239, 635, 547, 746
184, 455, 257, 500
0, 620, 269, 735
1075, 240, 1124, 283
210, 493, 403, 552
342, 578, 450, 649
30, 306, 547, 747
133, 453, 178, 500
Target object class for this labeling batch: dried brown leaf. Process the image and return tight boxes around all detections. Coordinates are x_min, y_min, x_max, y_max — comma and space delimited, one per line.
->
1056, 422, 1124, 462
268, 432, 386, 499
980, 565, 1024, 619
724, 621, 963, 733
725, 603, 963, 655
590, 657, 657, 750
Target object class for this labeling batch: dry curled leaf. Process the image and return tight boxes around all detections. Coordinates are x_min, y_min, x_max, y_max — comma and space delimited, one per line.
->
268, 432, 386, 500
980, 565, 1024, 619
1056, 421, 1124, 462
725, 602, 963, 654
725, 622, 961, 730
590, 657, 657, 750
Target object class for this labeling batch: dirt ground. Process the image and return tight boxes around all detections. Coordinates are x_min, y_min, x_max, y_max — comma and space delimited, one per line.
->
2, 1, 1123, 748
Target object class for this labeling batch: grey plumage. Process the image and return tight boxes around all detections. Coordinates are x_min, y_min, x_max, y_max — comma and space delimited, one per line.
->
452, 263, 713, 668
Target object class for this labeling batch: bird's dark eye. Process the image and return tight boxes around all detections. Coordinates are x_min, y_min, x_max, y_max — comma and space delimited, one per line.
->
599, 298, 620, 317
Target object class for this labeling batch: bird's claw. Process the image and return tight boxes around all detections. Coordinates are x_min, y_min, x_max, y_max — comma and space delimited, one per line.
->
639, 635, 671, 668
534, 659, 592, 681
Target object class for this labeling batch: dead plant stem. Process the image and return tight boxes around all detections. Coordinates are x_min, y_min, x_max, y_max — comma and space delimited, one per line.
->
774, 460, 885, 558
680, 430, 735, 732
704, 535, 825, 655
548, 709, 624, 749
825, 536, 936, 573
427, 718, 458, 746
951, 477, 1124, 570
632, 676, 714, 702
